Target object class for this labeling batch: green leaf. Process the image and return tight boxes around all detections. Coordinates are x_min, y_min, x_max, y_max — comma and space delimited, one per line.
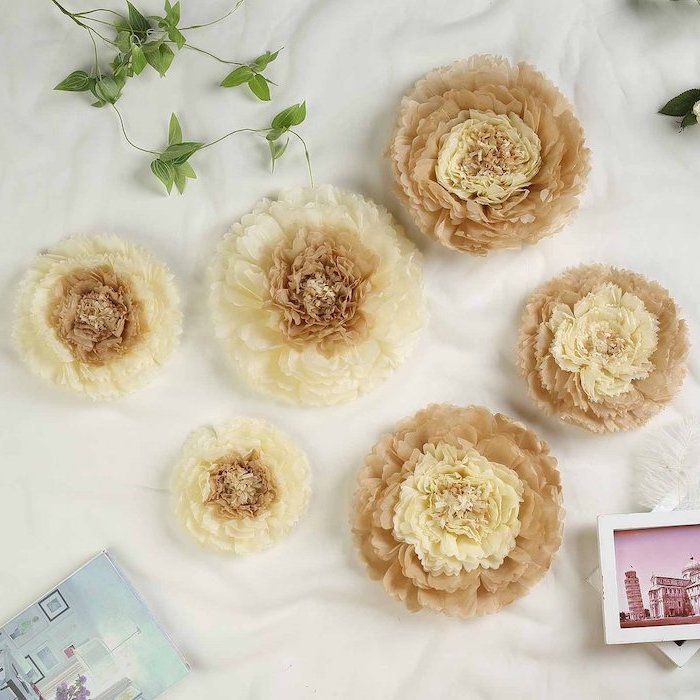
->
151, 159, 175, 193
115, 30, 133, 53
168, 113, 183, 145
168, 26, 186, 49
177, 161, 197, 179
111, 54, 130, 80
127, 1, 151, 33
266, 127, 286, 142
220, 65, 254, 88
252, 49, 280, 72
144, 42, 175, 77
271, 101, 306, 130
681, 112, 698, 129
164, 0, 180, 25
159, 141, 203, 163
659, 89, 700, 117
247, 74, 271, 101
131, 44, 147, 74
94, 75, 121, 104
174, 166, 187, 193
54, 70, 91, 92
269, 137, 288, 161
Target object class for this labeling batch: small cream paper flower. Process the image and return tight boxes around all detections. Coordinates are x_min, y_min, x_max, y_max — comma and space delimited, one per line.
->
171, 418, 311, 553
13, 234, 181, 399
209, 185, 425, 406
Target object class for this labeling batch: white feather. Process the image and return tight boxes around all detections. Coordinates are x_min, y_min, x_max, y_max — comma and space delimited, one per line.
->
636, 416, 700, 511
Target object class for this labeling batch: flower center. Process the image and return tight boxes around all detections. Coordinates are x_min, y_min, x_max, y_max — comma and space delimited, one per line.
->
268, 228, 378, 350
75, 290, 126, 335
301, 271, 341, 320
464, 122, 528, 178
204, 450, 276, 520
431, 479, 489, 527
436, 112, 541, 205
587, 327, 628, 359
52, 266, 142, 365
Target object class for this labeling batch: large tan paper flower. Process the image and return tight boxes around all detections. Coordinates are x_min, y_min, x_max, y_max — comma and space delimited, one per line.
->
171, 418, 311, 553
388, 55, 590, 255
209, 186, 424, 406
519, 265, 689, 432
351, 404, 563, 616
13, 234, 181, 399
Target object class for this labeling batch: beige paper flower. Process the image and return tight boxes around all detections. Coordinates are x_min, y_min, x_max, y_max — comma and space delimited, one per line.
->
388, 55, 590, 254
13, 234, 181, 399
519, 265, 689, 432
171, 418, 311, 553
351, 404, 563, 616
209, 185, 425, 406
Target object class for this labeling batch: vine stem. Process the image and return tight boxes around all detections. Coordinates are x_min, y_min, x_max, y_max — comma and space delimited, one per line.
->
74, 8, 127, 20
200, 127, 264, 150
112, 105, 160, 155
290, 130, 314, 186
180, 0, 244, 30
182, 43, 244, 66
50, 0, 118, 47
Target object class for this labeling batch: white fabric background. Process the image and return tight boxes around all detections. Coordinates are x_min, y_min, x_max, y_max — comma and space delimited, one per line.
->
2, 0, 700, 697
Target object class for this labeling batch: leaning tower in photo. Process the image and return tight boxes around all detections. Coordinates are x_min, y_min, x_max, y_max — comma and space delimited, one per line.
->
624, 568, 645, 620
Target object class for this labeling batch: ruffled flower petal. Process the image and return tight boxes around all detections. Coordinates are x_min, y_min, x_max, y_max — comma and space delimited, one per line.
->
351, 404, 563, 616
209, 185, 425, 406
388, 55, 590, 255
171, 418, 311, 553
13, 234, 182, 399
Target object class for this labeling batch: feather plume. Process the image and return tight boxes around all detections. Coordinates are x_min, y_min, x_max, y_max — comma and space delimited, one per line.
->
636, 417, 700, 510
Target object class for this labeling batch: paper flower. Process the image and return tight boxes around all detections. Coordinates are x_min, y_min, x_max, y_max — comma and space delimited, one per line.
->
388, 55, 590, 255
519, 265, 689, 432
171, 418, 311, 553
13, 234, 181, 399
351, 404, 563, 616
209, 185, 424, 405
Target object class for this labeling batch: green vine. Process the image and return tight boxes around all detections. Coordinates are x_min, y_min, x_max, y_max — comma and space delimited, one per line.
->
51, 0, 312, 194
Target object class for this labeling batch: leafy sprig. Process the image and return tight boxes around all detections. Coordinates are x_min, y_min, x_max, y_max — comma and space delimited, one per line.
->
220, 49, 280, 101
118, 102, 311, 195
659, 89, 700, 130
52, 0, 279, 102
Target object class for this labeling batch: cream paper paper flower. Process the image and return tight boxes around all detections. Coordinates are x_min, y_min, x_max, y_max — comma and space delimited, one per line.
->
519, 265, 689, 432
13, 234, 181, 399
209, 186, 424, 406
548, 283, 658, 402
436, 112, 541, 206
388, 55, 590, 255
393, 442, 524, 576
352, 404, 563, 617
171, 418, 311, 553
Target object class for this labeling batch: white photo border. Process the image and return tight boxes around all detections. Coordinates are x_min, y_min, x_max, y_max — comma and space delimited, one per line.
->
598, 510, 700, 645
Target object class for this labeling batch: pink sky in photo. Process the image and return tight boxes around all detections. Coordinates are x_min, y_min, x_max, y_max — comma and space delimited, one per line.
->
614, 525, 700, 612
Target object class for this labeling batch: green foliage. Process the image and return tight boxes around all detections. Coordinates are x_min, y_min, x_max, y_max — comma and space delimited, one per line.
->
659, 88, 700, 130
659, 89, 700, 117
220, 49, 280, 100
50, 1, 311, 195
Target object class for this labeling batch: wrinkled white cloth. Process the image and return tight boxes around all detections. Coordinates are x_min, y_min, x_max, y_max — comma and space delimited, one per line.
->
1, 0, 700, 698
